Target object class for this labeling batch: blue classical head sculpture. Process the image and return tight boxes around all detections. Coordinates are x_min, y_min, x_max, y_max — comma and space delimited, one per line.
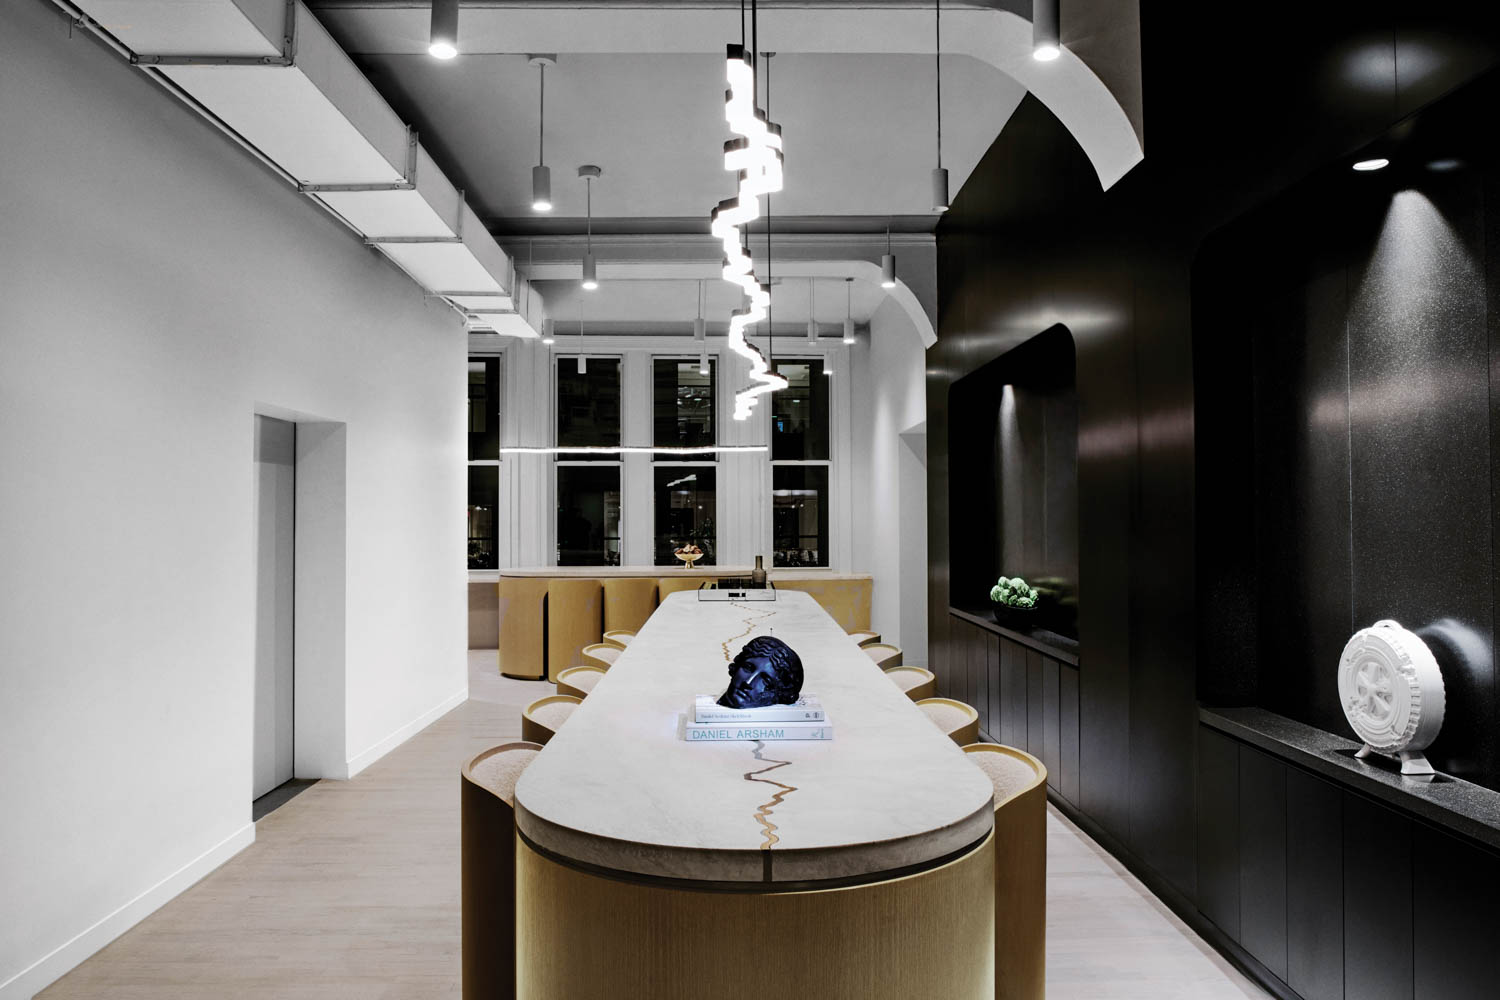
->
717, 635, 805, 709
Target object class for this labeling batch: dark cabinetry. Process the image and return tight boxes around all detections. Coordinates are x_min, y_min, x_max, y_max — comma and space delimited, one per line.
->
947, 612, 1078, 803
1197, 724, 1500, 1000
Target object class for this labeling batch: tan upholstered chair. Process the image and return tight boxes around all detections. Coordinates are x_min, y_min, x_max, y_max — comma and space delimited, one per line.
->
885, 665, 936, 701
521, 694, 582, 746
556, 665, 608, 700
603, 578, 657, 636
862, 643, 903, 669
603, 629, 636, 648
581, 643, 622, 671
917, 697, 980, 746
461, 741, 543, 1000
497, 577, 550, 680
656, 577, 704, 601
546, 579, 603, 681
962, 743, 1047, 1000
847, 630, 881, 647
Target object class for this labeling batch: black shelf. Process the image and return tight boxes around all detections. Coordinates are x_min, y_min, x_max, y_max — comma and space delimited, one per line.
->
1200, 706, 1500, 853
948, 606, 1079, 666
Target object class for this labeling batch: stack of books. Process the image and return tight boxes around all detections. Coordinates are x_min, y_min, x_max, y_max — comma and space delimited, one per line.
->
683, 695, 833, 741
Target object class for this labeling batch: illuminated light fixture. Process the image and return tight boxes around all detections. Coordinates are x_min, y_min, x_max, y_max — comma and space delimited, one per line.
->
500, 445, 768, 455
1032, 0, 1060, 61
932, 0, 950, 212
1353, 157, 1390, 171
576, 304, 586, 374
579, 165, 601, 289
843, 277, 856, 344
1426, 158, 1463, 172
529, 55, 556, 211
428, 0, 459, 59
807, 279, 818, 344
881, 226, 897, 289
541, 318, 555, 345
711, 24, 789, 421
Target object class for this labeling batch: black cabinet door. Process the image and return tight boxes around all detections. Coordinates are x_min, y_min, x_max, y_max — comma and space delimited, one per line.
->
1414, 826, 1500, 1000
1041, 656, 1062, 790
1026, 649, 1045, 758
1060, 664, 1080, 805
1344, 793, 1413, 1000
1196, 726, 1241, 939
1001, 639, 1027, 749
986, 633, 1001, 743
971, 626, 990, 737
1286, 768, 1343, 1000
1238, 745, 1287, 981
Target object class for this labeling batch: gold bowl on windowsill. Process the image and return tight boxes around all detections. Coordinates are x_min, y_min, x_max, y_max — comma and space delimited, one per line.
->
674, 545, 704, 569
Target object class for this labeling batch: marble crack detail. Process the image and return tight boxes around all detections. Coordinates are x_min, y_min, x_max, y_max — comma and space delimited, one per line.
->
744, 740, 798, 855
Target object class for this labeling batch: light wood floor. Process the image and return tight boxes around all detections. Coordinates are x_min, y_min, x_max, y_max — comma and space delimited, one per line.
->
40, 652, 1268, 1000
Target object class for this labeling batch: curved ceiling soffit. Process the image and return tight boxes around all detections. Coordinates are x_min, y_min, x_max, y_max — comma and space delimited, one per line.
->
317, 4, 1143, 192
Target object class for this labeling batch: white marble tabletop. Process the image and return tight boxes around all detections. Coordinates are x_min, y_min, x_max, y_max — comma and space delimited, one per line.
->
513, 591, 994, 884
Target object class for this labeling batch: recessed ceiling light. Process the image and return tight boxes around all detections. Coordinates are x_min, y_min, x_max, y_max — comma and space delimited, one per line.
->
1352, 158, 1390, 171
428, 0, 458, 59
1426, 158, 1463, 172
1033, 44, 1061, 62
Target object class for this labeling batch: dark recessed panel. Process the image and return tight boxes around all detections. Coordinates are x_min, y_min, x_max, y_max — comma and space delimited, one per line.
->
1061, 665, 1080, 805
1026, 649, 1045, 759
1001, 638, 1027, 748
1197, 727, 1241, 939
1286, 768, 1344, 1000
1413, 826, 1500, 1000
1347, 171, 1494, 788
1042, 656, 1061, 790
972, 625, 991, 737
986, 633, 1002, 745
1238, 746, 1288, 980
1344, 793, 1413, 1000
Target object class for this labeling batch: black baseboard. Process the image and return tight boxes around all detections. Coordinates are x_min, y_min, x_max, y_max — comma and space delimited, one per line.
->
1046, 790, 1301, 1000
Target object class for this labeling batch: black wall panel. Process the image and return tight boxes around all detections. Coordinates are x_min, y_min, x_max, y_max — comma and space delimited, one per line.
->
1286, 769, 1344, 1000
1343, 794, 1413, 1000
985, 633, 1001, 744
1196, 727, 1240, 939
1025, 649, 1044, 759
1413, 826, 1500, 1000
1238, 746, 1288, 980
972, 628, 991, 737
1000, 638, 1027, 748
1060, 665, 1080, 805
1041, 657, 1061, 791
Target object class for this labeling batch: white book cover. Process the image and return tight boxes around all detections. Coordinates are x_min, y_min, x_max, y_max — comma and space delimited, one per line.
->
683, 719, 834, 742
693, 695, 825, 723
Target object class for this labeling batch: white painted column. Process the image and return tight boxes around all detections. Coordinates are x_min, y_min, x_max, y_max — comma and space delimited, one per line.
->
619, 352, 653, 565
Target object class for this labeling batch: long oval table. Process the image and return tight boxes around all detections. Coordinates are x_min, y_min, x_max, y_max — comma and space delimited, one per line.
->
511, 590, 1001, 998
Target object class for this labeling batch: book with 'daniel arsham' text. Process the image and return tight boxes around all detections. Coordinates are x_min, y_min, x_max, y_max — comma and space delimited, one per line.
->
683, 719, 833, 742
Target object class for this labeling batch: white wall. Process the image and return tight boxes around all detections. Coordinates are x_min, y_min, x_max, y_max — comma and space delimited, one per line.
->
0, 2, 466, 995
850, 298, 930, 664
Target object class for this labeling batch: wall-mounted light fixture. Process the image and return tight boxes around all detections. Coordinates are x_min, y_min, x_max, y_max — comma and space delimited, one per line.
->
529, 55, 556, 211
1032, 0, 1060, 61
579, 165, 601, 289
428, 0, 459, 59
843, 277, 856, 344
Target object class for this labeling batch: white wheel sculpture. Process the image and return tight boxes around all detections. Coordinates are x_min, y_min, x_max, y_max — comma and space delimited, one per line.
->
1337, 620, 1444, 775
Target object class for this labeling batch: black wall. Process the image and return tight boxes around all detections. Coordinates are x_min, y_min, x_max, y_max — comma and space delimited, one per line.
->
1197, 78, 1500, 792
929, 0, 1500, 952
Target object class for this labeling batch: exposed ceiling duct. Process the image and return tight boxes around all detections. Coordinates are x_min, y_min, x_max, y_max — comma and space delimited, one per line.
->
51, 0, 545, 337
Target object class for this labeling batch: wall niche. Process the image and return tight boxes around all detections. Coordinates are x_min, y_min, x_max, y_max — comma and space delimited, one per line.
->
947, 324, 1079, 642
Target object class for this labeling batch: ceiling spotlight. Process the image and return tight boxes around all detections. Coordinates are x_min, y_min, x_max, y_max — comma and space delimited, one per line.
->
1353, 158, 1390, 171
529, 56, 556, 211
579, 165, 601, 290
1426, 158, 1463, 172
1032, 0, 1060, 61
428, 0, 459, 59
881, 227, 897, 289
843, 277, 856, 343
807, 280, 818, 344
541, 318, 555, 345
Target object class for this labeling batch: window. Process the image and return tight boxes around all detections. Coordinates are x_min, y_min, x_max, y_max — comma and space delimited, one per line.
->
654, 467, 716, 565
771, 360, 830, 566
772, 465, 827, 567
653, 359, 716, 456
557, 466, 621, 565
557, 357, 622, 564
771, 360, 829, 461
467, 356, 502, 569
557, 357, 621, 456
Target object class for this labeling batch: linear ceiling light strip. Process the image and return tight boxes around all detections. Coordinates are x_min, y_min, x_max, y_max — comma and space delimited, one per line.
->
500, 445, 768, 455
